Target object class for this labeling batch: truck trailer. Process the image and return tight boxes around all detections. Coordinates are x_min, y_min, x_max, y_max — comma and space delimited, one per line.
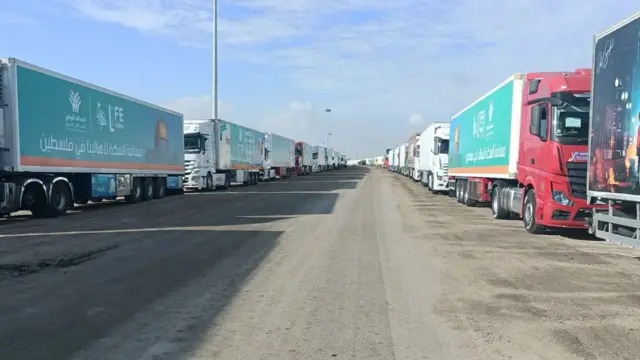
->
587, 12, 640, 246
183, 119, 263, 190
399, 143, 407, 175
448, 70, 594, 234
295, 141, 313, 175
312, 146, 326, 172
418, 122, 450, 192
0, 58, 184, 217
406, 133, 420, 179
265, 133, 295, 179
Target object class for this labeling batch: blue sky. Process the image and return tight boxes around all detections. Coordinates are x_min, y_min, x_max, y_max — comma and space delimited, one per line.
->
1, 1, 639, 158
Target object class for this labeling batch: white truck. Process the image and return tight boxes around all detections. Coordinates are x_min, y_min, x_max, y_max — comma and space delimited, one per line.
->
295, 141, 313, 175
399, 143, 407, 175
265, 132, 295, 179
312, 146, 325, 172
183, 119, 263, 190
0, 58, 184, 217
418, 122, 450, 193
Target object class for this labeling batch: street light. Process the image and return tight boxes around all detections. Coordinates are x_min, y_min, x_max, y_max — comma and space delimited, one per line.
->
212, 0, 219, 120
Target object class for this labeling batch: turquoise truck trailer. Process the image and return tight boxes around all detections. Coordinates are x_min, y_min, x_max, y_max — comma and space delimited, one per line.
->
0, 58, 184, 217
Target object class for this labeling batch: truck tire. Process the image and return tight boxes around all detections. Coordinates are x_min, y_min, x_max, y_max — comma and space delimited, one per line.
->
142, 178, 154, 201
430, 175, 438, 194
523, 189, 545, 234
491, 186, 508, 219
154, 178, 166, 199
206, 173, 214, 190
126, 179, 142, 203
223, 174, 230, 190
46, 182, 71, 217
463, 181, 476, 206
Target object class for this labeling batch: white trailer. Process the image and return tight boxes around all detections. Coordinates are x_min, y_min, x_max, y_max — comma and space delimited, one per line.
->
265, 133, 295, 179
399, 143, 407, 175
418, 122, 450, 193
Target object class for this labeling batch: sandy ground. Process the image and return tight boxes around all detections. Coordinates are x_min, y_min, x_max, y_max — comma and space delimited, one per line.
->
1, 167, 640, 359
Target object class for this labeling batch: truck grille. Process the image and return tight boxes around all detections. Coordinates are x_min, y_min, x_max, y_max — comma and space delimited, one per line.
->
566, 162, 587, 200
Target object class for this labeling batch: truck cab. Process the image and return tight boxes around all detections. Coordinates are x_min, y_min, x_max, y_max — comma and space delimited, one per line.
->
183, 120, 226, 190
517, 70, 594, 232
420, 124, 450, 192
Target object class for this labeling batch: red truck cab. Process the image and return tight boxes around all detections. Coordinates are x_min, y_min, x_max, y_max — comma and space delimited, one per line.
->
517, 69, 598, 232
294, 141, 306, 176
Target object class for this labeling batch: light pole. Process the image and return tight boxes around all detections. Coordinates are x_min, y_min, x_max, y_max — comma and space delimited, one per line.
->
212, 0, 218, 120
324, 108, 331, 169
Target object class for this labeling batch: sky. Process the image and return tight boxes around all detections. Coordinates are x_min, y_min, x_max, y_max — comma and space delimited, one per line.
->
1, 1, 639, 159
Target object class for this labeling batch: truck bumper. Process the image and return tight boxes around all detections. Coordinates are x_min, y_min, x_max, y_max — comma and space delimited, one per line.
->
183, 175, 204, 190
539, 197, 605, 229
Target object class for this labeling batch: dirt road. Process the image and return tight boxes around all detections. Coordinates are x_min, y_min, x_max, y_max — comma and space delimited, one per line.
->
1, 167, 640, 359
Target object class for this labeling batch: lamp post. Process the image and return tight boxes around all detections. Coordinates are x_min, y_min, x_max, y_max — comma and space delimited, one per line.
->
212, 0, 219, 120
324, 108, 332, 169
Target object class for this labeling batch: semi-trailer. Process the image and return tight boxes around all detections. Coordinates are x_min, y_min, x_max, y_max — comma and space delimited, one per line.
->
406, 133, 420, 179
183, 119, 264, 190
418, 122, 450, 192
312, 146, 326, 172
587, 12, 640, 246
295, 141, 313, 175
0, 58, 184, 217
448, 70, 595, 234
399, 143, 407, 175
265, 133, 295, 179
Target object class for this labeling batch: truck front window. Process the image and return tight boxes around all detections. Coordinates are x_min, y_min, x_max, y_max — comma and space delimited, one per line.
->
184, 136, 201, 153
552, 106, 589, 145
437, 139, 449, 154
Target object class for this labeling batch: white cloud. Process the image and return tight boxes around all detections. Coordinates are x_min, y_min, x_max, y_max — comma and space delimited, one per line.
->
408, 114, 423, 126
61, 0, 640, 157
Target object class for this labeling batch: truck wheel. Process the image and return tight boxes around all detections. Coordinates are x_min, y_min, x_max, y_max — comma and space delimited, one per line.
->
463, 181, 476, 206
154, 178, 166, 199
206, 173, 214, 190
126, 179, 142, 203
223, 174, 230, 190
142, 178, 154, 201
523, 190, 545, 234
47, 182, 71, 217
491, 186, 508, 219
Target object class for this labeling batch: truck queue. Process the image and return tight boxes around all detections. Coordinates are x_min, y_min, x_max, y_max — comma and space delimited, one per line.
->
0, 58, 347, 219
366, 11, 640, 249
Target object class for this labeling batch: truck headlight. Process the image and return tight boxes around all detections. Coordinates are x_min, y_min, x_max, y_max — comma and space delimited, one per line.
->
552, 190, 573, 206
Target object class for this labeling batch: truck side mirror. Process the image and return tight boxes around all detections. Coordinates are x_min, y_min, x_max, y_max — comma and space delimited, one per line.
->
530, 106, 540, 135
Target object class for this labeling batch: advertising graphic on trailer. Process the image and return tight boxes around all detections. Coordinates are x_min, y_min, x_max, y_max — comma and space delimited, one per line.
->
589, 18, 640, 195
16, 65, 184, 172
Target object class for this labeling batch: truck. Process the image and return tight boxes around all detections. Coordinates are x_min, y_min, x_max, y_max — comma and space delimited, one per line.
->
183, 119, 263, 190
0, 58, 184, 217
418, 122, 450, 192
399, 143, 407, 175
406, 134, 420, 179
389, 147, 398, 172
587, 12, 640, 246
312, 146, 326, 172
265, 133, 295, 179
294, 141, 313, 175
448, 70, 594, 234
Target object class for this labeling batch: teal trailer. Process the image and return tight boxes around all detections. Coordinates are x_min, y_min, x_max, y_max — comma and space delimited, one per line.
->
0, 58, 184, 217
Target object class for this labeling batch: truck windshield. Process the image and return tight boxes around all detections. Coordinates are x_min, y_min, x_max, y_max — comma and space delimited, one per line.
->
436, 139, 449, 154
184, 135, 201, 153
552, 105, 589, 145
